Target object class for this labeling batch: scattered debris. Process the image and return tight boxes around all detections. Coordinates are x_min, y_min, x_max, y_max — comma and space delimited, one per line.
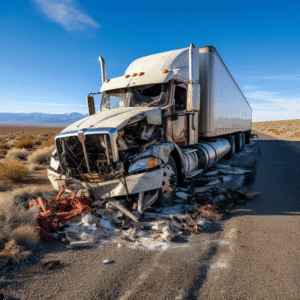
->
21, 164, 258, 251
176, 192, 189, 200
103, 259, 114, 264
42, 260, 61, 270
204, 170, 220, 177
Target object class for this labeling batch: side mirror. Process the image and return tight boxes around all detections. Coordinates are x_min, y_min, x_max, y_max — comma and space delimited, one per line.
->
187, 83, 200, 111
86, 96, 95, 116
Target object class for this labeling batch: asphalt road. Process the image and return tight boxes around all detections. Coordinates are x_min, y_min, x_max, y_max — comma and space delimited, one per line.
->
1, 130, 299, 300
198, 131, 300, 299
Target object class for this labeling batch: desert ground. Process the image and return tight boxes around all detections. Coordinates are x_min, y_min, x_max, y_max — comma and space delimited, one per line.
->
252, 118, 300, 141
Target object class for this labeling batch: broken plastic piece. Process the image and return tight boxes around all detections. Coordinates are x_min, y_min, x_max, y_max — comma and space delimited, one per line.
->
103, 259, 114, 264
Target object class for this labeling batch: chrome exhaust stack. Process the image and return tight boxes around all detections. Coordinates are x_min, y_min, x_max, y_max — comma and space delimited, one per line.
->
98, 56, 106, 85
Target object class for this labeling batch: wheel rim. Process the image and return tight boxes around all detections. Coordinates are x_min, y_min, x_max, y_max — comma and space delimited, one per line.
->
161, 164, 175, 197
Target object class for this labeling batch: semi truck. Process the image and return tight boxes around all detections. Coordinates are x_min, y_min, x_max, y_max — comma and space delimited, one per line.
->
48, 44, 252, 214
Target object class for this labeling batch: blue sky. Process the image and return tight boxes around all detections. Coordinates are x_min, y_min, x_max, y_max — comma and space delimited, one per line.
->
1, 0, 300, 122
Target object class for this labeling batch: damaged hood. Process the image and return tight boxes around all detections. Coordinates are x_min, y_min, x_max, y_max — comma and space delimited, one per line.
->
60, 107, 162, 134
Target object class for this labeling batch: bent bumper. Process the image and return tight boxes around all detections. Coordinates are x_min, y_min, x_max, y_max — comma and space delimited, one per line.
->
47, 168, 163, 199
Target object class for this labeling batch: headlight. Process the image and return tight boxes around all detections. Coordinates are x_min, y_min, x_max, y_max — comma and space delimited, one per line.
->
50, 150, 60, 171
128, 157, 162, 173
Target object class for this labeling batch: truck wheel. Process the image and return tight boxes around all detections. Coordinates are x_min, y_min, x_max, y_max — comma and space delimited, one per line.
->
226, 135, 235, 159
241, 132, 245, 150
157, 156, 178, 207
235, 132, 243, 153
245, 131, 250, 144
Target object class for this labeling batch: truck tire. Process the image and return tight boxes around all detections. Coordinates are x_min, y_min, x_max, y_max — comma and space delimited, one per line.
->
225, 135, 235, 159
157, 156, 178, 207
245, 131, 250, 144
235, 132, 243, 153
241, 132, 245, 150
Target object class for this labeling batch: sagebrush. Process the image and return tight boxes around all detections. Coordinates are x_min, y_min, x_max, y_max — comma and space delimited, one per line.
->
0, 158, 29, 182
28, 145, 55, 165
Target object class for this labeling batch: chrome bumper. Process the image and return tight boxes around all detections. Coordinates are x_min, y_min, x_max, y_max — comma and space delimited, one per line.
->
47, 168, 163, 199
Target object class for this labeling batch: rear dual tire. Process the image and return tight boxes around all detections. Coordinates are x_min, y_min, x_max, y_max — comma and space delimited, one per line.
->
226, 135, 236, 159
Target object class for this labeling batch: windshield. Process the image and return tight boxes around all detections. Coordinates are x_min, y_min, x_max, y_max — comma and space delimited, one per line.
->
101, 83, 168, 111
100, 89, 126, 111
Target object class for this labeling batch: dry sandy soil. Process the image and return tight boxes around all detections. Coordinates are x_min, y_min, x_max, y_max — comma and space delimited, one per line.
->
252, 118, 300, 141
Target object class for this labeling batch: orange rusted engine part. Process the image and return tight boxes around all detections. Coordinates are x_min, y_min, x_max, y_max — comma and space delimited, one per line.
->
30, 186, 92, 240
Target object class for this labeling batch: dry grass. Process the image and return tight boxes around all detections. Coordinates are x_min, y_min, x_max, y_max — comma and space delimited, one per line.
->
6, 139, 18, 147
0, 143, 9, 150
28, 145, 55, 165
15, 136, 34, 149
6, 148, 30, 160
40, 138, 55, 148
12, 225, 39, 248
0, 240, 32, 262
252, 119, 300, 141
0, 158, 29, 182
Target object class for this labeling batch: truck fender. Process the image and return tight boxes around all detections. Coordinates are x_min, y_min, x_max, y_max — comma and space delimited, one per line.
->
130, 142, 185, 186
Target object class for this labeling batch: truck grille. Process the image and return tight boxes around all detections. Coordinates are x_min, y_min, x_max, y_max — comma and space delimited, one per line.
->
56, 133, 113, 178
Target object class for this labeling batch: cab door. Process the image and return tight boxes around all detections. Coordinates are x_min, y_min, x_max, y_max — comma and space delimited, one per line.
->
166, 84, 189, 146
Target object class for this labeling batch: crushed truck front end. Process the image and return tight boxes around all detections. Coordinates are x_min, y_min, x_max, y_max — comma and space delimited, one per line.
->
48, 126, 165, 200
47, 106, 182, 212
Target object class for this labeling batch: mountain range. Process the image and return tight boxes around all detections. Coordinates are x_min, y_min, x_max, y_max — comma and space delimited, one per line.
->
0, 112, 87, 126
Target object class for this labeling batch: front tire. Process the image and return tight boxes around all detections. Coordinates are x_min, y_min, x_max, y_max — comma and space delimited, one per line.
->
157, 156, 178, 207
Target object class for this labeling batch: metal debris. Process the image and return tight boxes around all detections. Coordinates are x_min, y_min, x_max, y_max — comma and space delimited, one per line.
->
42, 260, 61, 270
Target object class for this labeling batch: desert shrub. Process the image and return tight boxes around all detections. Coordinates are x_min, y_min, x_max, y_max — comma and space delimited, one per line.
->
28, 145, 55, 165
0, 143, 9, 150
0, 158, 29, 182
6, 148, 30, 160
34, 140, 42, 146
295, 132, 300, 138
0, 188, 43, 252
15, 136, 34, 149
12, 225, 39, 248
0, 149, 8, 156
6, 139, 17, 147
0, 240, 32, 262
40, 138, 54, 148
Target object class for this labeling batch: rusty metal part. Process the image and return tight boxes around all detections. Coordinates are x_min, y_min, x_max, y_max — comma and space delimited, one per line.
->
108, 200, 139, 222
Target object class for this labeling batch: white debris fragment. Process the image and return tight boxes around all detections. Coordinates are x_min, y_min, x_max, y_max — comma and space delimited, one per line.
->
204, 170, 220, 176
207, 178, 222, 185
193, 187, 210, 193
219, 168, 251, 175
178, 187, 189, 192
176, 192, 189, 200
99, 218, 116, 231
103, 259, 113, 264
212, 194, 227, 205
222, 175, 232, 183
214, 164, 231, 169
91, 200, 103, 207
